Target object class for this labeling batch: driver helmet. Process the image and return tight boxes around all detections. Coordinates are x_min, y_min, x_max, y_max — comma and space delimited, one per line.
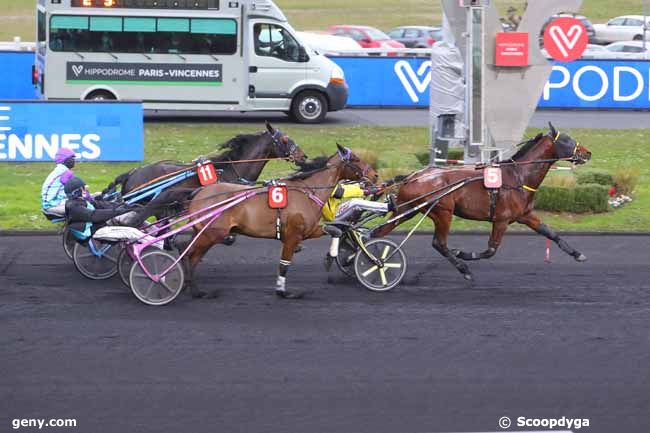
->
55, 147, 76, 164
64, 176, 87, 199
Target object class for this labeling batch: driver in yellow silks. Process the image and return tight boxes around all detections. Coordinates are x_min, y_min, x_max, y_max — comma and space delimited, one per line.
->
322, 181, 395, 270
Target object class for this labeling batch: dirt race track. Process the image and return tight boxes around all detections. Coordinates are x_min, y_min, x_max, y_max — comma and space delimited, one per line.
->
1, 233, 649, 433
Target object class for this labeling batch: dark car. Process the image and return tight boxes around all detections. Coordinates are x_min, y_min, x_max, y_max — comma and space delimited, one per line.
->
540, 14, 597, 45
387, 26, 443, 48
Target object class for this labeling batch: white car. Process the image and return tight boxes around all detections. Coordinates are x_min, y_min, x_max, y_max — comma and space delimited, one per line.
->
296, 31, 362, 56
593, 15, 650, 44
600, 41, 650, 59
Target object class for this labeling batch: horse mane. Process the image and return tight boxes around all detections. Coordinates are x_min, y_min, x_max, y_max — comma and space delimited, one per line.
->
208, 132, 267, 162
286, 156, 330, 180
509, 132, 545, 161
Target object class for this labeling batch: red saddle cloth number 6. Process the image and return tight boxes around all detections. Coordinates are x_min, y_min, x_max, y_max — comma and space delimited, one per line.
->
268, 186, 288, 209
483, 167, 502, 189
197, 163, 217, 186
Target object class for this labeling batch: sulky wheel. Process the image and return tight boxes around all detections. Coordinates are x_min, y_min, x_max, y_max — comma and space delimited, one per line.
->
354, 238, 407, 292
62, 225, 76, 260
335, 233, 359, 278
129, 250, 184, 306
118, 246, 158, 288
72, 239, 120, 280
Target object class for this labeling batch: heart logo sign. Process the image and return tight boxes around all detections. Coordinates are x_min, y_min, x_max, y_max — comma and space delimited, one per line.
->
543, 17, 588, 62
71, 64, 84, 77
394, 60, 432, 103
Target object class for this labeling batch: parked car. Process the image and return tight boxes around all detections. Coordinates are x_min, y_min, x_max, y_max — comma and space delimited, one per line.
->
578, 44, 609, 59
387, 26, 442, 48
593, 15, 650, 44
328, 25, 405, 51
540, 14, 597, 45
600, 41, 650, 59
296, 32, 362, 56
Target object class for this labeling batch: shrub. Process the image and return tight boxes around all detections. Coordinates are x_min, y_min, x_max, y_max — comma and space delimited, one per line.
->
414, 152, 429, 166
534, 183, 608, 213
378, 167, 410, 184
575, 169, 614, 187
542, 174, 577, 188
448, 148, 464, 161
573, 184, 610, 213
613, 168, 639, 195
412, 149, 464, 166
353, 148, 379, 169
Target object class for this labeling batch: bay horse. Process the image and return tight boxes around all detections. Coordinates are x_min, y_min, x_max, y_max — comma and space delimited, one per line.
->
184, 144, 378, 299
102, 122, 306, 198
374, 123, 592, 281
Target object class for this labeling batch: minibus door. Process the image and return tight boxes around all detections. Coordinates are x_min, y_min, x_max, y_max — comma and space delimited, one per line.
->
248, 21, 307, 109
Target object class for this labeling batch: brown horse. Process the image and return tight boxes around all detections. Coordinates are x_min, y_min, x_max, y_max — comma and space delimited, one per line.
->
374, 123, 592, 281
185, 144, 378, 299
102, 122, 307, 199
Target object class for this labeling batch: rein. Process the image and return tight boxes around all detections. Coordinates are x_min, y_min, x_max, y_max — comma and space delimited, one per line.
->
124, 156, 293, 196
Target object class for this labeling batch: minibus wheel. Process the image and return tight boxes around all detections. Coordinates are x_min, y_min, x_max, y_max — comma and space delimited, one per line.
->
291, 91, 327, 123
86, 90, 116, 101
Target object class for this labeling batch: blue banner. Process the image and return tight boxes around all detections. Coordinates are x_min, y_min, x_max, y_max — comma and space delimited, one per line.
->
0, 52, 40, 100
332, 57, 432, 107
331, 57, 650, 109
0, 102, 143, 162
538, 60, 650, 109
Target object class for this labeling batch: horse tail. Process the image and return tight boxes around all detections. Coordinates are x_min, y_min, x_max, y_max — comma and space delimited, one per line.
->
138, 188, 198, 221
102, 171, 133, 196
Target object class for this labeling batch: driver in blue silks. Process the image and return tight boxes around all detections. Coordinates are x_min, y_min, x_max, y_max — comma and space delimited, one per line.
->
41, 147, 76, 216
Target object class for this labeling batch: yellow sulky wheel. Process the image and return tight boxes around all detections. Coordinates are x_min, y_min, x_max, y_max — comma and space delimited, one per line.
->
353, 238, 407, 292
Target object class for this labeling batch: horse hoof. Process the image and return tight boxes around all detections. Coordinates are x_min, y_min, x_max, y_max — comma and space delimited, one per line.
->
275, 289, 305, 300
575, 253, 587, 262
222, 235, 236, 246
450, 249, 461, 257
463, 273, 473, 281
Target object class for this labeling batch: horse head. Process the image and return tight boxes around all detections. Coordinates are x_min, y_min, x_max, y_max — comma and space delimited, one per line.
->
265, 121, 307, 164
336, 142, 378, 184
548, 122, 591, 165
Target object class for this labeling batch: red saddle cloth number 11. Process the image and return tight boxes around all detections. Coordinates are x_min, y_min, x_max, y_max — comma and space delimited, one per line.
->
197, 163, 217, 186
483, 167, 502, 188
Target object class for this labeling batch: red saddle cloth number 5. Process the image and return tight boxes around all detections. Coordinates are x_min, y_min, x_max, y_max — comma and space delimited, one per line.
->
483, 167, 502, 189
197, 163, 217, 186
268, 185, 288, 209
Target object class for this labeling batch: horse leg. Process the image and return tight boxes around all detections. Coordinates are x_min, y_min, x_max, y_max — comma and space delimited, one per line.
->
450, 220, 509, 261
185, 228, 229, 298
430, 210, 474, 281
275, 235, 305, 299
517, 212, 587, 262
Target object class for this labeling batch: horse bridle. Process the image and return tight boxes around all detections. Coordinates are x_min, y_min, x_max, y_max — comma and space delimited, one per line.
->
337, 146, 373, 184
550, 130, 585, 164
270, 129, 300, 162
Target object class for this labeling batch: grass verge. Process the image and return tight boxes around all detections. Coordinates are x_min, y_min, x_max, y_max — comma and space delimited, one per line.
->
1, 124, 649, 232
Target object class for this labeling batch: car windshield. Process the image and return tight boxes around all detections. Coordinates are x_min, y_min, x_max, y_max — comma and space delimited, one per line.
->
364, 28, 390, 40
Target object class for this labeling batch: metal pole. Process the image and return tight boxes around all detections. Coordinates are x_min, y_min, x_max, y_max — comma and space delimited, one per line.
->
643, 0, 648, 58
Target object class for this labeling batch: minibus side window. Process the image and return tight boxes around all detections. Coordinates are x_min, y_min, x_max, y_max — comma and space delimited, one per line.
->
254, 23, 302, 62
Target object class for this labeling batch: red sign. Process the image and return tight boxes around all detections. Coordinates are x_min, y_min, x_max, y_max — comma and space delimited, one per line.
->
483, 167, 502, 189
495, 32, 528, 67
197, 163, 218, 186
268, 185, 288, 209
543, 17, 588, 62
